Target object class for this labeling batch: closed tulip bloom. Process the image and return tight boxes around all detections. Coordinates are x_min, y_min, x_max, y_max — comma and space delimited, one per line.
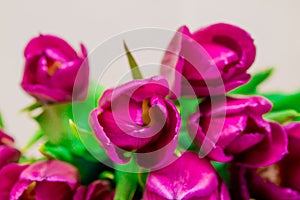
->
161, 23, 256, 97
89, 76, 180, 168
21, 34, 89, 103
188, 96, 288, 168
230, 122, 300, 200
0, 163, 28, 200
73, 180, 114, 200
0, 160, 80, 200
143, 152, 230, 200
0, 130, 20, 170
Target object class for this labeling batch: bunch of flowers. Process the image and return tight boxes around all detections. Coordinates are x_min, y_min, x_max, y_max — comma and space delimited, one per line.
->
0, 23, 299, 200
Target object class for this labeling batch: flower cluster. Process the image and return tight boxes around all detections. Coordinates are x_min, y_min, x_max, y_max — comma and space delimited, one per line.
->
0, 23, 299, 200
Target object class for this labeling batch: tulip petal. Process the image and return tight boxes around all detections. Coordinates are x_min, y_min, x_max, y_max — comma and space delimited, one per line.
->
0, 146, 21, 170
0, 130, 14, 145
144, 152, 229, 199
24, 34, 78, 60
160, 23, 256, 97
236, 122, 288, 168
193, 23, 256, 71
0, 163, 28, 200
89, 109, 130, 164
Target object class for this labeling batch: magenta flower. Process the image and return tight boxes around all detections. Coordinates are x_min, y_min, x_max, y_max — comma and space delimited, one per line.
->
21, 34, 89, 103
73, 180, 114, 200
89, 76, 180, 168
188, 96, 288, 167
230, 122, 300, 200
143, 152, 230, 200
0, 163, 28, 199
0, 130, 21, 170
0, 160, 80, 200
161, 23, 256, 97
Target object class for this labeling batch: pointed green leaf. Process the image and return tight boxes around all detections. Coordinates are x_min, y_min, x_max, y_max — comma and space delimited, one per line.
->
21, 129, 44, 153
20, 102, 42, 113
211, 161, 230, 188
264, 109, 300, 124
123, 41, 143, 79
19, 155, 44, 164
114, 158, 139, 200
230, 68, 274, 95
69, 119, 108, 163
0, 112, 4, 129
99, 171, 115, 180
39, 141, 73, 162
262, 91, 300, 112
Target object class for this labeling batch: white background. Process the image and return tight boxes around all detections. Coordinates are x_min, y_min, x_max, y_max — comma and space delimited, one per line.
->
0, 0, 299, 147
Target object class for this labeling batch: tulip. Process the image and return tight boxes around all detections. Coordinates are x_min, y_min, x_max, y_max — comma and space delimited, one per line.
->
188, 96, 288, 167
89, 76, 180, 168
230, 122, 300, 200
73, 180, 114, 200
0, 163, 28, 199
143, 152, 230, 200
0, 160, 80, 200
0, 130, 20, 170
21, 34, 89, 103
161, 23, 256, 97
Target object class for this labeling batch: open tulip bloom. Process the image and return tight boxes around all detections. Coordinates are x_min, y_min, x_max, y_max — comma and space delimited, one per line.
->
0, 23, 299, 200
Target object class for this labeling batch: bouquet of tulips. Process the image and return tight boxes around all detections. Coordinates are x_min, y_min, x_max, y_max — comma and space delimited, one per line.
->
1, 23, 300, 200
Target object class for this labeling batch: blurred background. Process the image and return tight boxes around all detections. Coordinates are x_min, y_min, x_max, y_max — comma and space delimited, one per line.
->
0, 0, 299, 147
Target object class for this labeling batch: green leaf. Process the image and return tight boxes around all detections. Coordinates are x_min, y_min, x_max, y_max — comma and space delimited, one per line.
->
294, 116, 300, 121
69, 120, 108, 163
34, 103, 74, 145
230, 68, 274, 95
211, 161, 230, 188
138, 171, 148, 189
114, 158, 139, 200
0, 112, 4, 129
39, 141, 73, 162
177, 97, 200, 150
20, 102, 42, 113
19, 155, 46, 164
262, 91, 300, 113
40, 141, 109, 185
33, 81, 105, 145
72, 82, 105, 131
123, 41, 143, 79
21, 129, 44, 153
264, 109, 300, 124
99, 171, 115, 180
35, 100, 107, 162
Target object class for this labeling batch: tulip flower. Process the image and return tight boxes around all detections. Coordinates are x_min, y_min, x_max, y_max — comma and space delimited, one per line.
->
73, 180, 114, 200
143, 152, 230, 200
0, 163, 28, 199
161, 23, 256, 97
188, 96, 288, 167
89, 76, 180, 168
0, 130, 20, 170
230, 122, 300, 200
0, 160, 80, 200
21, 34, 89, 103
